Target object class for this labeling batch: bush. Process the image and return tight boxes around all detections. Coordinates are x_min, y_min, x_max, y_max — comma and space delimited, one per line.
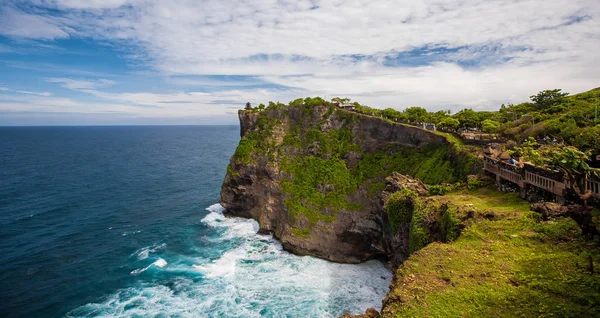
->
429, 185, 450, 196
467, 175, 483, 191
384, 189, 416, 233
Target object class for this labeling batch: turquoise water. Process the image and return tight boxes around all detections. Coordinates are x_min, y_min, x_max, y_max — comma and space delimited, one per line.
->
0, 126, 391, 317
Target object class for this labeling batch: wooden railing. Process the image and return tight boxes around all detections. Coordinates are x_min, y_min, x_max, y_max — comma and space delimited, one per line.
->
500, 168, 522, 185
484, 155, 600, 202
587, 178, 600, 195
525, 171, 565, 195
484, 156, 567, 197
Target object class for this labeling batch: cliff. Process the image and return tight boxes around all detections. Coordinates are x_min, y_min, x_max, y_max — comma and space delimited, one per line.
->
220, 101, 479, 263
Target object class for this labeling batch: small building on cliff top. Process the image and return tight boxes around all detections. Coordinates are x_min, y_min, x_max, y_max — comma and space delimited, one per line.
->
332, 100, 356, 111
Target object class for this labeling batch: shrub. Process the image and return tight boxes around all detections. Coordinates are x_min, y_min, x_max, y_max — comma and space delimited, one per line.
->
467, 175, 483, 191
384, 190, 416, 233
429, 185, 450, 196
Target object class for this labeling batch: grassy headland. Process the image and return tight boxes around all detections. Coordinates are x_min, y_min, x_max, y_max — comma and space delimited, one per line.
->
382, 188, 600, 317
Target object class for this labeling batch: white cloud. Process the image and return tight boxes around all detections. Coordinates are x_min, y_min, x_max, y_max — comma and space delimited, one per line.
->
165, 76, 267, 87
40, 0, 136, 10
0, 6, 72, 40
15, 90, 53, 97
2, 0, 600, 117
44, 75, 300, 109
48, 0, 598, 65
45, 78, 116, 91
0, 87, 53, 96
0, 86, 289, 122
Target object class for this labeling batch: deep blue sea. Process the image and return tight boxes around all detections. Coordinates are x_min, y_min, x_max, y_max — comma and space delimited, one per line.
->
0, 126, 391, 317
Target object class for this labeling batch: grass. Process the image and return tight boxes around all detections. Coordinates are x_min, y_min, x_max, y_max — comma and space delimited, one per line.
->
445, 188, 530, 216
433, 130, 464, 146
383, 187, 600, 317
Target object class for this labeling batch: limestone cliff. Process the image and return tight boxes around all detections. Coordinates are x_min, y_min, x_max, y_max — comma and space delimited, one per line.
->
220, 101, 479, 263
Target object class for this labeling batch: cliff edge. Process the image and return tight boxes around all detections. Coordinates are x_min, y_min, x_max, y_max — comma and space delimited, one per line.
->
220, 101, 478, 263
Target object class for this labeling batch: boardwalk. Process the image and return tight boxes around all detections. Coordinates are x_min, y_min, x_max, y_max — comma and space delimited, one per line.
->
484, 156, 600, 204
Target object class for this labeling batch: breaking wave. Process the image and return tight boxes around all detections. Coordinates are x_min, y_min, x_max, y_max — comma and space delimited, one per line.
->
68, 204, 391, 317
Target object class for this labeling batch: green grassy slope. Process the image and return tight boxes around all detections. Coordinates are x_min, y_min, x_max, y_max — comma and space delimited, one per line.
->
382, 188, 600, 317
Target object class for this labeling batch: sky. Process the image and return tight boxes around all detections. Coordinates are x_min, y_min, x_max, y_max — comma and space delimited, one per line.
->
0, 0, 599, 125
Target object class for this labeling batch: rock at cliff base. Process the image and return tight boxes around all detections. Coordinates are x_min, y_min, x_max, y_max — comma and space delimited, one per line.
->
339, 307, 380, 318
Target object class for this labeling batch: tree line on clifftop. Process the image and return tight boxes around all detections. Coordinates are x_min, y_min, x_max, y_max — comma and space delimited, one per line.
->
245, 88, 600, 156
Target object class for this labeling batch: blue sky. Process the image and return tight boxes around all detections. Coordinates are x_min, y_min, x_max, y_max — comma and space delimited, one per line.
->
0, 0, 599, 125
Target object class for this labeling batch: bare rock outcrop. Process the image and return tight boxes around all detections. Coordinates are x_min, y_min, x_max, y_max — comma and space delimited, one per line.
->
382, 172, 429, 202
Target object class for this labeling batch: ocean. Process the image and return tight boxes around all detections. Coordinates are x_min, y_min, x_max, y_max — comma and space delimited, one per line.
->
0, 126, 391, 318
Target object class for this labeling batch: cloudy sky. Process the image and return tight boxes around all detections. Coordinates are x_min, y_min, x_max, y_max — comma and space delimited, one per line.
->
0, 0, 598, 125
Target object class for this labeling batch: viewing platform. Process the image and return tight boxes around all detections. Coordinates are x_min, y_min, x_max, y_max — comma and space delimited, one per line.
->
483, 155, 600, 204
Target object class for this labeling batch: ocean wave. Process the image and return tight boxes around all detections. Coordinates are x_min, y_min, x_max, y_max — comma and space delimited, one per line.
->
70, 203, 391, 317
130, 258, 168, 276
131, 243, 167, 260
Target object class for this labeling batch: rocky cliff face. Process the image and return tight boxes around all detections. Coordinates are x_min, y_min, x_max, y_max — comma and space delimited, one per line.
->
220, 102, 478, 264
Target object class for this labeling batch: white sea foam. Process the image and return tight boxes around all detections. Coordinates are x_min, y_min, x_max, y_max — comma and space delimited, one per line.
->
130, 258, 168, 275
153, 258, 167, 268
132, 243, 167, 260
72, 203, 392, 317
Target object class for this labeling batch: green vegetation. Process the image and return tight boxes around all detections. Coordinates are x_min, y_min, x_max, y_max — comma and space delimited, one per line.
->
344, 88, 600, 156
429, 184, 451, 196
385, 190, 462, 253
275, 88, 600, 156
384, 190, 416, 233
281, 155, 357, 225
226, 164, 239, 177
231, 137, 258, 164
498, 88, 600, 153
280, 109, 364, 231
482, 119, 500, 133
438, 117, 460, 131
229, 98, 479, 236
515, 137, 598, 197
466, 175, 484, 191
384, 188, 600, 317
278, 105, 476, 234
408, 200, 430, 254
290, 227, 311, 238
513, 138, 599, 234
355, 145, 471, 185
231, 111, 279, 164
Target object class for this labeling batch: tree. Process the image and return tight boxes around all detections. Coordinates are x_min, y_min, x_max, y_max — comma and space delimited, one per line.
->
517, 138, 599, 234
304, 97, 327, 107
332, 97, 351, 104
482, 119, 500, 134
430, 110, 450, 125
453, 109, 481, 129
289, 98, 304, 106
437, 117, 460, 132
382, 108, 404, 121
530, 89, 569, 111
404, 106, 429, 123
